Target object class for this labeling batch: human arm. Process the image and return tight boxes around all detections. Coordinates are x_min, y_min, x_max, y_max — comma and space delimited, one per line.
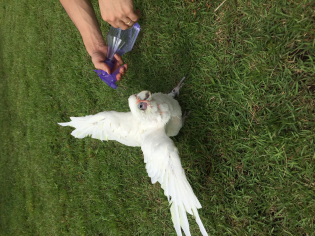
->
59, 0, 127, 78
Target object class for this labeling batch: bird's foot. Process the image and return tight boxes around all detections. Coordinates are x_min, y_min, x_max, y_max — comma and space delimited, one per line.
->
182, 110, 191, 126
169, 76, 186, 98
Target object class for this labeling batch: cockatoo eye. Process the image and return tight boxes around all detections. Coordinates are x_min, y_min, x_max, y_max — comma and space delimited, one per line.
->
138, 102, 147, 110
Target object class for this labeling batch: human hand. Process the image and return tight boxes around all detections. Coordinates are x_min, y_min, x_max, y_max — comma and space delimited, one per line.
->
91, 45, 128, 81
98, 0, 141, 30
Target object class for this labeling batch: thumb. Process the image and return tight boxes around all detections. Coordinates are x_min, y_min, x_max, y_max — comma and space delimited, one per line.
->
94, 61, 111, 74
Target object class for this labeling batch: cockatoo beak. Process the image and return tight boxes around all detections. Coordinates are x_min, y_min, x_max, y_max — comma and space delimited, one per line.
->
136, 91, 152, 101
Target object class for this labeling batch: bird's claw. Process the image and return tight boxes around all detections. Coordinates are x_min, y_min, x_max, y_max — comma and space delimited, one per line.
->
182, 110, 191, 126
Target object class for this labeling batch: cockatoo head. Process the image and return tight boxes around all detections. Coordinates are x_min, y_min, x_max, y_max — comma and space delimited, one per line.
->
128, 90, 169, 125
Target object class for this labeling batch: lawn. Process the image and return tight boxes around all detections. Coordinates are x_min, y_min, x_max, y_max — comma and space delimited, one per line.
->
0, 0, 315, 235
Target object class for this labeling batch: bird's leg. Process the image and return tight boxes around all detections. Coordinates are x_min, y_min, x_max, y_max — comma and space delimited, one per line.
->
168, 76, 186, 98
182, 111, 191, 126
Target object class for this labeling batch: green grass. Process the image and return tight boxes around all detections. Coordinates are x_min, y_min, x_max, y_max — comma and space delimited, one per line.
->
1, 0, 315, 235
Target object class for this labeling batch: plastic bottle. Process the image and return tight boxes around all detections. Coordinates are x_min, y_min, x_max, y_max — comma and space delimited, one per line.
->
94, 23, 141, 89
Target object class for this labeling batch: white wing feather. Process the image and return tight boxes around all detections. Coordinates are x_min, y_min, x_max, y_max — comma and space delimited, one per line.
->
58, 111, 142, 147
141, 128, 208, 236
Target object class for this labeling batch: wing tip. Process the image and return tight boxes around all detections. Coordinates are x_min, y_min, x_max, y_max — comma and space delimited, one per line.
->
58, 122, 71, 126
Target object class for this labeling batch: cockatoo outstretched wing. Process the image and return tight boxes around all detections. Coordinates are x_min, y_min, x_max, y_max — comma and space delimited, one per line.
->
141, 128, 208, 236
58, 111, 141, 147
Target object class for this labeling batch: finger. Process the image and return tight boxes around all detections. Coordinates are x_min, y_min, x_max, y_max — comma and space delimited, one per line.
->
112, 54, 124, 72
116, 74, 122, 81
119, 67, 125, 75
114, 54, 123, 65
127, 9, 141, 22
112, 63, 127, 75
116, 20, 130, 30
107, 21, 119, 29
116, 64, 128, 81
122, 17, 135, 27
119, 64, 128, 74
118, 64, 128, 75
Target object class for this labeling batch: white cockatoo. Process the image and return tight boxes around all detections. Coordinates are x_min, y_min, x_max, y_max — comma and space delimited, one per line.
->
59, 77, 208, 236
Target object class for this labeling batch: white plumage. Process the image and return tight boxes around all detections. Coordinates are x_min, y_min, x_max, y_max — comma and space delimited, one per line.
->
59, 79, 208, 236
